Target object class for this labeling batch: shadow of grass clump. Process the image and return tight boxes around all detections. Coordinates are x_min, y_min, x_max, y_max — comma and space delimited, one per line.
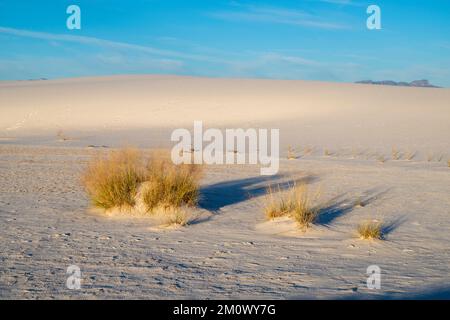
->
200, 174, 317, 212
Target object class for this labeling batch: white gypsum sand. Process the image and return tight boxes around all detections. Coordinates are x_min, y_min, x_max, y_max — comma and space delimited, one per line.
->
0, 75, 449, 299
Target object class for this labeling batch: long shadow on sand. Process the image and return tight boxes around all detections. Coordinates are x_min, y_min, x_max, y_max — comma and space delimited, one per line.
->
291, 285, 450, 300
333, 285, 450, 300
316, 188, 392, 226
199, 174, 318, 212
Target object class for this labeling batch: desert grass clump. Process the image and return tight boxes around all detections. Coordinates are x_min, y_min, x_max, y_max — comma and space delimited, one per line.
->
165, 210, 189, 226
142, 157, 201, 212
447, 159, 450, 168
81, 148, 146, 210
354, 196, 365, 208
377, 154, 387, 164
57, 129, 70, 141
405, 150, 416, 161
357, 221, 383, 240
287, 146, 297, 160
264, 184, 319, 230
264, 185, 295, 219
290, 185, 320, 230
303, 146, 314, 156
391, 147, 401, 160
82, 149, 202, 215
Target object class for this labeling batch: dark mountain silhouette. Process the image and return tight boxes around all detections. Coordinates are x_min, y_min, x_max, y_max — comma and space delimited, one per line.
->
356, 79, 440, 88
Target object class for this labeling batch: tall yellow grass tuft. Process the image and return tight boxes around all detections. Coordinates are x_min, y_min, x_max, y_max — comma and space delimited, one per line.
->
82, 148, 201, 214
81, 148, 146, 210
357, 221, 382, 240
264, 184, 319, 230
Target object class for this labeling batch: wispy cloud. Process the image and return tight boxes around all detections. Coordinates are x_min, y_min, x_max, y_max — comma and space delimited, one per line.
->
317, 0, 353, 5
312, 0, 364, 7
209, 5, 348, 30
0, 26, 361, 82
0, 26, 227, 64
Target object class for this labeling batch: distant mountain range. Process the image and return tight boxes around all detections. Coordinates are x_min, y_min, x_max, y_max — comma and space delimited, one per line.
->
355, 79, 440, 88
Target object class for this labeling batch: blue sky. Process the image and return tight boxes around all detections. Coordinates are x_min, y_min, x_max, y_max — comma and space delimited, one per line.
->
0, 0, 449, 86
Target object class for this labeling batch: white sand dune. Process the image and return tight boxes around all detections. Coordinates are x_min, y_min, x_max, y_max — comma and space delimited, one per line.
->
1, 75, 449, 154
0, 75, 449, 299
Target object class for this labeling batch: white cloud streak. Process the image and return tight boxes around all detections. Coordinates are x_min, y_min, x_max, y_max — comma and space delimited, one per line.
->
209, 5, 348, 30
0, 26, 228, 64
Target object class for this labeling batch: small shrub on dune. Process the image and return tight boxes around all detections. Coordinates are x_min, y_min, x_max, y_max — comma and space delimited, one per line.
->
377, 154, 387, 164
164, 209, 189, 226
391, 147, 401, 160
290, 185, 319, 230
82, 149, 201, 214
142, 157, 201, 212
405, 150, 416, 161
81, 148, 146, 210
264, 185, 294, 219
264, 184, 319, 230
357, 221, 382, 240
287, 146, 296, 160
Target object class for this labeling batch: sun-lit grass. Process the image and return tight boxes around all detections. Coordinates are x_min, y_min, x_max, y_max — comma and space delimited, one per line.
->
264, 184, 319, 230
405, 150, 416, 161
81, 148, 146, 210
357, 221, 383, 240
142, 156, 201, 212
392, 147, 401, 160
165, 210, 189, 226
287, 146, 296, 160
290, 185, 320, 230
82, 148, 201, 214
264, 185, 294, 219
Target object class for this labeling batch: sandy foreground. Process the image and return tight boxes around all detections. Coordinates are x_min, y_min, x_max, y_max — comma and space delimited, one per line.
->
0, 75, 449, 299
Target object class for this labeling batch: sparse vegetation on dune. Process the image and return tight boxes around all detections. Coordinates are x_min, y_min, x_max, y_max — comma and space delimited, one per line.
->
357, 221, 383, 240
264, 185, 294, 219
377, 154, 387, 164
290, 185, 320, 230
287, 146, 296, 160
265, 184, 319, 230
82, 148, 201, 216
406, 150, 416, 161
392, 147, 401, 160
81, 148, 146, 210
142, 156, 201, 212
354, 196, 365, 208
303, 146, 314, 156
